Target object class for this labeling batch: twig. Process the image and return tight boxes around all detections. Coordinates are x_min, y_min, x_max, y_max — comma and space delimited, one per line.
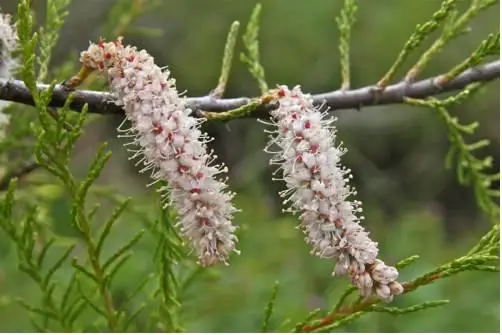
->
211, 21, 240, 98
0, 160, 39, 191
336, 0, 358, 90
0, 106, 74, 192
405, 0, 497, 82
302, 273, 443, 332
0, 60, 497, 119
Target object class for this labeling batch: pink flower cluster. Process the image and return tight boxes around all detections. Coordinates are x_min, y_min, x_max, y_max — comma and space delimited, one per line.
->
79, 38, 239, 266
264, 85, 403, 302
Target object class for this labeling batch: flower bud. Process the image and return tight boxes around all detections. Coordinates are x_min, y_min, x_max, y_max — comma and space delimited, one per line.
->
371, 262, 399, 285
389, 281, 404, 296
375, 284, 393, 302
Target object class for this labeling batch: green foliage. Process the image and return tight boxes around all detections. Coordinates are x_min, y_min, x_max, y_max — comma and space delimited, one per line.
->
212, 21, 240, 98
439, 32, 499, 83
406, 62, 499, 224
240, 3, 268, 94
377, 0, 457, 86
407, 0, 498, 80
17, 0, 38, 93
149, 206, 184, 332
0, 182, 76, 331
261, 280, 279, 332
335, 0, 357, 89
37, 0, 70, 81
0, 0, 498, 332
101, 0, 162, 38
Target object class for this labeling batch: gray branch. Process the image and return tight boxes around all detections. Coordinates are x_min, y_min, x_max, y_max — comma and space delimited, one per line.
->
0, 60, 498, 118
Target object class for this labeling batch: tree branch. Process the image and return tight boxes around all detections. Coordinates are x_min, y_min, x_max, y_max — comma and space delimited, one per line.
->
0, 61, 498, 192
0, 60, 498, 118
0, 160, 39, 191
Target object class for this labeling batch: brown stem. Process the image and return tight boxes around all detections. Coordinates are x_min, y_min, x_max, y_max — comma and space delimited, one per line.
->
302, 272, 444, 332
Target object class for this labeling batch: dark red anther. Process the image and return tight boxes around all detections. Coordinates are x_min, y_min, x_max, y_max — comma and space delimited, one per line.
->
199, 218, 208, 226
178, 165, 189, 173
98, 62, 104, 70
98, 39, 105, 49
305, 120, 311, 129
296, 155, 303, 163
291, 113, 297, 120
310, 144, 319, 154
191, 187, 201, 194
105, 52, 112, 59
167, 133, 173, 141
319, 213, 329, 221
195, 171, 204, 179
311, 165, 319, 174
125, 55, 135, 62
277, 88, 286, 97
160, 82, 167, 89
152, 123, 162, 135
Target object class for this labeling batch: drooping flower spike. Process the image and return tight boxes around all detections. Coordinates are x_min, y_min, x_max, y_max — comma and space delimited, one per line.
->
263, 85, 403, 302
78, 37, 239, 266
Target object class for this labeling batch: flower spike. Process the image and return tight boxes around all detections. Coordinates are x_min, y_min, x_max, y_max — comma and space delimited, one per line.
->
79, 38, 239, 266
264, 85, 403, 302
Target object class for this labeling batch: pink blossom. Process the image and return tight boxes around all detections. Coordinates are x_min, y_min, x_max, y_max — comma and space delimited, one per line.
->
264, 85, 402, 301
79, 38, 239, 266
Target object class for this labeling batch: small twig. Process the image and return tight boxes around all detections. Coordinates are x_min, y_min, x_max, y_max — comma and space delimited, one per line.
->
302, 272, 443, 332
261, 280, 279, 332
336, 0, 358, 90
435, 32, 499, 86
377, 0, 456, 88
112, 0, 144, 37
240, 3, 268, 94
0, 160, 39, 191
405, 0, 497, 82
211, 21, 240, 98
47, 107, 73, 132
0, 106, 74, 192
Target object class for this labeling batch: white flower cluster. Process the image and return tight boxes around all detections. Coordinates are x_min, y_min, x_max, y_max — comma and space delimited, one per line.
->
0, 9, 18, 138
79, 38, 239, 266
264, 85, 403, 302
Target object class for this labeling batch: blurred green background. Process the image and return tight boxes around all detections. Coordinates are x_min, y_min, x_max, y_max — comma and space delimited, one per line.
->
0, 0, 499, 332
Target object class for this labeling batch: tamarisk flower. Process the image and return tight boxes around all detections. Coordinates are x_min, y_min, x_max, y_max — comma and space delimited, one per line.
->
78, 37, 239, 266
264, 85, 403, 302
0, 9, 18, 138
